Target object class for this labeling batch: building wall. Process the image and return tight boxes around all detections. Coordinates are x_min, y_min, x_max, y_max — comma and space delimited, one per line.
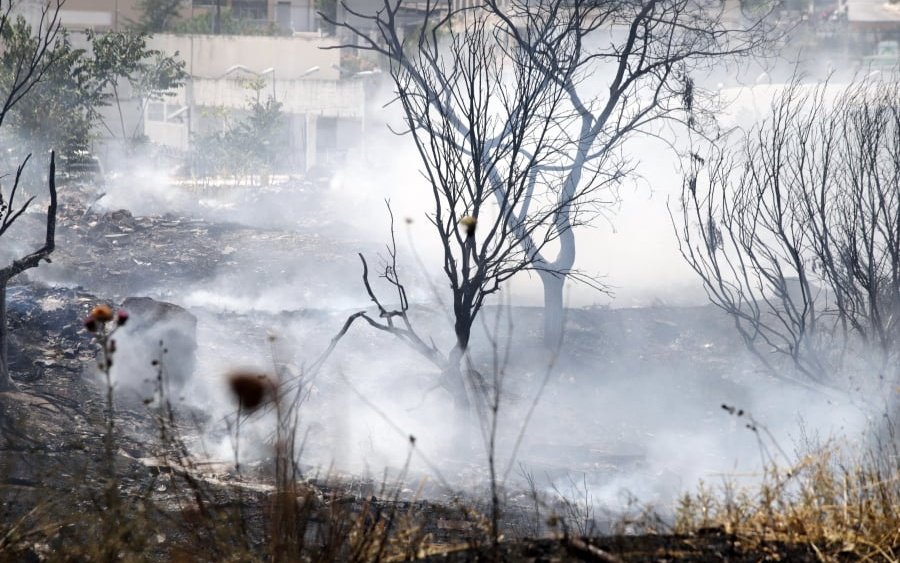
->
289, 0, 317, 32
143, 33, 367, 172
56, 0, 318, 32
59, 0, 156, 30
145, 120, 191, 150
189, 77, 363, 116
144, 77, 365, 166
148, 33, 342, 79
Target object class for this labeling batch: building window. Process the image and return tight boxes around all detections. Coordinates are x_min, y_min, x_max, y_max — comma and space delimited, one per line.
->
232, 0, 268, 19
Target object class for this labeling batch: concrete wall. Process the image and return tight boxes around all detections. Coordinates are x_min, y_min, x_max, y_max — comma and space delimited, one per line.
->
335, 0, 432, 37
58, 0, 319, 32
191, 77, 364, 117
193, 0, 274, 20
59, 0, 143, 30
141, 31, 363, 172
145, 120, 190, 151
148, 33, 342, 80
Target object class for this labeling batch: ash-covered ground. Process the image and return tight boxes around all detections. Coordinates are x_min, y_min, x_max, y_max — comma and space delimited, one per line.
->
4, 174, 869, 535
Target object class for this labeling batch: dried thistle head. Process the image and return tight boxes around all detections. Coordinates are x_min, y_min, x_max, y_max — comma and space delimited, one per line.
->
546, 513, 560, 528
459, 215, 477, 236
90, 304, 115, 323
227, 372, 274, 412
85, 304, 120, 333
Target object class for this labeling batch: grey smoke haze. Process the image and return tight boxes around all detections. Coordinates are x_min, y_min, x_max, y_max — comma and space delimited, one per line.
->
30, 49, 883, 523
0, 156, 55, 266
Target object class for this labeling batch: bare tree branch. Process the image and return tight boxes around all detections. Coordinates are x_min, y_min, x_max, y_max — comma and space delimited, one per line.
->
678, 78, 900, 402
320, 0, 772, 401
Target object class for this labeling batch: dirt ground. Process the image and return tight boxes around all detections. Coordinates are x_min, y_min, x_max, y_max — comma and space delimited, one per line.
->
2, 179, 836, 561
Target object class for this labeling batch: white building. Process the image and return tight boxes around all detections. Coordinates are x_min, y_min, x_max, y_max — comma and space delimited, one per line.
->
144, 33, 373, 172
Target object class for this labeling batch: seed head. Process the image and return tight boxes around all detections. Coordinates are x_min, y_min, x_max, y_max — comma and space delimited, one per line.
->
227, 372, 273, 412
459, 215, 477, 236
90, 304, 115, 323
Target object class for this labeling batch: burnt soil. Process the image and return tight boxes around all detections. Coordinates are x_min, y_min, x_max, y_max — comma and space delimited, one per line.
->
1, 180, 834, 561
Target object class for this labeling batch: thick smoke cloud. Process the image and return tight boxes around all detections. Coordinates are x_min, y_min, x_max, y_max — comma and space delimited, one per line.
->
23, 49, 881, 524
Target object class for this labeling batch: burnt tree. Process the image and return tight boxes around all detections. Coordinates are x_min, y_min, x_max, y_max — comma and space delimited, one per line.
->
678, 79, 900, 402
0, 0, 63, 391
0, 153, 57, 391
321, 0, 770, 405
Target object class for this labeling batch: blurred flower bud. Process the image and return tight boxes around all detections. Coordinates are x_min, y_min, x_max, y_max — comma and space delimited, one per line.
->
460, 215, 477, 236
83, 316, 98, 333
227, 372, 274, 412
90, 304, 114, 323
116, 309, 129, 326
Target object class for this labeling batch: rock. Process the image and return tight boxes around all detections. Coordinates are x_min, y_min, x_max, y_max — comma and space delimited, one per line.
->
105, 208, 135, 229
115, 297, 197, 396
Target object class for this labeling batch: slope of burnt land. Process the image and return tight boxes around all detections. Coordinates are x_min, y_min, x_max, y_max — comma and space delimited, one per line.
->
0, 181, 837, 561
14, 182, 369, 303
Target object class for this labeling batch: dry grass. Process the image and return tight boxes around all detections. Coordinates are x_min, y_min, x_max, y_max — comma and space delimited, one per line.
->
674, 436, 900, 561
0, 409, 436, 562
6, 306, 899, 561
0, 319, 441, 563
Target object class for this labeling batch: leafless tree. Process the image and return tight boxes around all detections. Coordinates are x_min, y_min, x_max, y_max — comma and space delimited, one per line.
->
0, 0, 64, 391
327, 0, 770, 354
678, 78, 900, 401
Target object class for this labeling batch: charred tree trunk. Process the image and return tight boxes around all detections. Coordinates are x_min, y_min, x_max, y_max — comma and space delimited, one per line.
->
539, 225, 575, 348
0, 153, 57, 392
444, 350, 470, 410
440, 358, 469, 410
443, 313, 472, 410
540, 271, 565, 349
0, 282, 11, 392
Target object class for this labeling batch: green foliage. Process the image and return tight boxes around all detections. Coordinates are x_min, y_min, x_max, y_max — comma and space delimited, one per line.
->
401, 20, 450, 51
192, 81, 289, 182
133, 0, 184, 32
0, 22, 186, 158
0, 19, 98, 159
169, 8, 288, 36
86, 29, 187, 142
88, 29, 187, 99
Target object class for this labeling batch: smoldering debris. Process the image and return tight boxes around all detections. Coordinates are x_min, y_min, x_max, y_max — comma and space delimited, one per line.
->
6, 285, 98, 383
22, 182, 370, 307
1, 170, 872, 535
